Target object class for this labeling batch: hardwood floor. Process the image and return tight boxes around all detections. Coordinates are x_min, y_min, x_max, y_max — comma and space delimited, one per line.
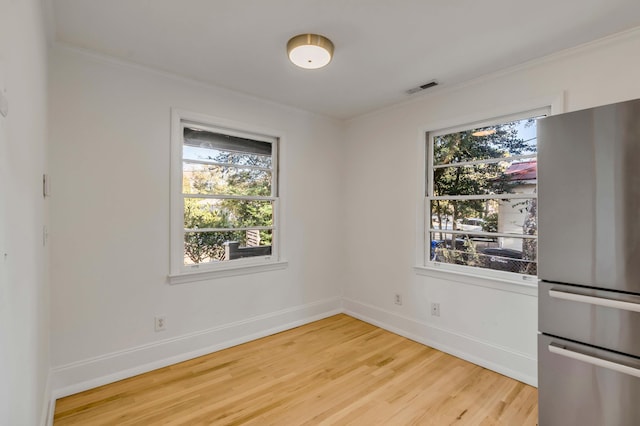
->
54, 314, 538, 425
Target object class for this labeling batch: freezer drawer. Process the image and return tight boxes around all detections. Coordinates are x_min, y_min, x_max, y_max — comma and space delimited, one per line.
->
538, 334, 640, 426
539, 281, 640, 358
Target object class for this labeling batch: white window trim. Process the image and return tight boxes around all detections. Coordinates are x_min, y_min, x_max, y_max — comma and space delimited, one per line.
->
413, 264, 538, 296
169, 108, 287, 284
414, 93, 565, 288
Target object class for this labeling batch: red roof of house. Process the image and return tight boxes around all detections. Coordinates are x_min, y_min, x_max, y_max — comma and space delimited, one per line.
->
504, 160, 537, 181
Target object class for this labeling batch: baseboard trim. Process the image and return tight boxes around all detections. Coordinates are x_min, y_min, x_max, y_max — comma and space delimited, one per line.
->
40, 372, 54, 426
51, 297, 342, 399
50, 295, 536, 401
343, 298, 537, 387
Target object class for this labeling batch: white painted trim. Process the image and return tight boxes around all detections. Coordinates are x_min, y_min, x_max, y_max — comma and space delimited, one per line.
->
414, 92, 564, 283
51, 43, 342, 121
168, 260, 288, 284
48, 296, 537, 402
419, 94, 564, 139
414, 265, 538, 297
433, 153, 536, 169
348, 25, 636, 123
429, 193, 537, 201
170, 108, 286, 278
51, 297, 342, 398
343, 298, 537, 387
45, 398, 55, 426
40, 372, 54, 426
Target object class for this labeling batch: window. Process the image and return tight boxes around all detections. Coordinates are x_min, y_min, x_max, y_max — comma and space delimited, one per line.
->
170, 110, 282, 280
425, 109, 548, 278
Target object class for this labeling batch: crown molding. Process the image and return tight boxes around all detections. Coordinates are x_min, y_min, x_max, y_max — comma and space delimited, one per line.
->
349, 25, 640, 123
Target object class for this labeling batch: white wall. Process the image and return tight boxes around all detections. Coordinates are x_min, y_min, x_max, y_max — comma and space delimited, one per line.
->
342, 28, 640, 386
48, 24, 640, 400
0, 0, 50, 424
49, 47, 345, 395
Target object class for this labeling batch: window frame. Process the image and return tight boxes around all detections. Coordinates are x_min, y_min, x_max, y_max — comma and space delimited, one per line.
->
169, 109, 286, 284
415, 95, 564, 289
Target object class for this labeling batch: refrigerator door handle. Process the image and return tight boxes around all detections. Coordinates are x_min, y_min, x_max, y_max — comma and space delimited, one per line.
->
548, 289, 640, 312
548, 344, 640, 378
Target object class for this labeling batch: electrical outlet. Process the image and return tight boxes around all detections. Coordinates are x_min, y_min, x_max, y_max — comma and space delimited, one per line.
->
431, 302, 440, 317
155, 316, 166, 331
394, 293, 402, 305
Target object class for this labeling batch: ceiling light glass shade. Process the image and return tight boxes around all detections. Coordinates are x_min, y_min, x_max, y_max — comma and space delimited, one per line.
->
287, 34, 334, 69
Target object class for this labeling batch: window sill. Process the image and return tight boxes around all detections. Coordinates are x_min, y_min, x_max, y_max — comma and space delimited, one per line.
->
413, 264, 538, 296
169, 260, 289, 285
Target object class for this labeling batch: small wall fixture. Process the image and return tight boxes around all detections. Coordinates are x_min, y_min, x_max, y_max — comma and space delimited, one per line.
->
287, 34, 334, 69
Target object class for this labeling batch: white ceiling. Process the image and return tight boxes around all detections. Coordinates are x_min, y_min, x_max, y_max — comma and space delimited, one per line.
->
49, 0, 640, 119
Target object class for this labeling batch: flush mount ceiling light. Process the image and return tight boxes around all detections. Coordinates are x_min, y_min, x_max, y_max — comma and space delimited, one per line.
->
287, 34, 334, 69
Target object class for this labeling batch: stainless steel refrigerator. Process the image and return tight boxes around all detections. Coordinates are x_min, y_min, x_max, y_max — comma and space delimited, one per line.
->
537, 98, 640, 425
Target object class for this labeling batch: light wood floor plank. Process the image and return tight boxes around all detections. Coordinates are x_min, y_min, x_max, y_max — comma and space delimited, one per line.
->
54, 314, 538, 425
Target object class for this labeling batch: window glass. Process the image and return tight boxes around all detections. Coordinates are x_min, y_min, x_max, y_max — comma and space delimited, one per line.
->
427, 113, 543, 277
180, 124, 278, 267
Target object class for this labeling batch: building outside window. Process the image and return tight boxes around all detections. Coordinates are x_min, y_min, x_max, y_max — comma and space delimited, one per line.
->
425, 109, 548, 277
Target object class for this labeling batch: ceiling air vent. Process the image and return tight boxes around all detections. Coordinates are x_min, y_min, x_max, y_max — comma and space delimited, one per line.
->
406, 80, 439, 95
